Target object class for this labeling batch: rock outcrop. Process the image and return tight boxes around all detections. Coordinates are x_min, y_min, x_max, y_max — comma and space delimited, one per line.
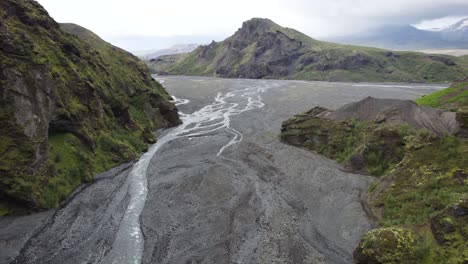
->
353, 227, 423, 264
354, 199, 468, 264
0, 0, 180, 212
281, 80, 468, 263
281, 96, 460, 175
327, 97, 459, 136
151, 18, 468, 82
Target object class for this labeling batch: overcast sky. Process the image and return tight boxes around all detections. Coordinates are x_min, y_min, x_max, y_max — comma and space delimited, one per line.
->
36, 0, 468, 51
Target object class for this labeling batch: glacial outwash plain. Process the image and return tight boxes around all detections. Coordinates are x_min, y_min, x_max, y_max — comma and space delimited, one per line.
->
0, 0, 467, 264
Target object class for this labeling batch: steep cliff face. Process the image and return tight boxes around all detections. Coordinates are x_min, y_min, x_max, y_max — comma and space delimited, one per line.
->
0, 0, 180, 212
154, 18, 468, 82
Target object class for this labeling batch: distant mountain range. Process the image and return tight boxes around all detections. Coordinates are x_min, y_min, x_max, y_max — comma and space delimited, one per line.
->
150, 18, 468, 83
329, 17, 468, 50
139, 44, 200, 60
441, 17, 468, 43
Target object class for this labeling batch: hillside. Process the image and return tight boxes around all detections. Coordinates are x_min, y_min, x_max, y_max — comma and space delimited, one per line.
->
280, 80, 468, 263
147, 53, 186, 75
152, 18, 468, 83
0, 0, 180, 214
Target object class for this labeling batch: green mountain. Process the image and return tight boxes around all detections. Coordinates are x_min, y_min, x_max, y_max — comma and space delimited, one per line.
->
280, 80, 468, 263
153, 18, 468, 83
0, 0, 180, 213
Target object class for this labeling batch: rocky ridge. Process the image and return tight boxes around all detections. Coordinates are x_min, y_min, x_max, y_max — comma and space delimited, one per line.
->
152, 18, 468, 82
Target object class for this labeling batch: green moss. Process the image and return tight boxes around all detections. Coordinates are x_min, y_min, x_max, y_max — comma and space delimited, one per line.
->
0, 203, 10, 216
374, 136, 468, 227
43, 133, 91, 207
281, 116, 413, 176
281, 88, 467, 263
237, 43, 257, 66
0, 0, 179, 212
362, 201, 468, 264
355, 227, 426, 264
416, 79, 468, 109
93, 131, 141, 172
42, 129, 150, 208
151, 19, 468, 82
0, 98, 38, 205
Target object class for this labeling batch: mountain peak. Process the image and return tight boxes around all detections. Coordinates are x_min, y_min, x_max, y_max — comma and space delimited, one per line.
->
445, 17, 468, 32
239, 18, 280, 33
242, 17, 276, 26
441, 17, 468, 42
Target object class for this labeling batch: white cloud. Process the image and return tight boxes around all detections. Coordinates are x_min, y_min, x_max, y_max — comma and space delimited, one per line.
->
35, 0, 468, 50
414, 15, 468, 30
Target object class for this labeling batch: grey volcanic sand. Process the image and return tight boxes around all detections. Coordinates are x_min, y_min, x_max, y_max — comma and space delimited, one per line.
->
0, 76, 444, 264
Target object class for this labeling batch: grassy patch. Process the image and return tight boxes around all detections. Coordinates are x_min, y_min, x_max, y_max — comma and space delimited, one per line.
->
45, 130, 147, 208
44, 133, 92, 207
415, 79, 468, 109
281, 116, 413, 176
375, 136, 468, 227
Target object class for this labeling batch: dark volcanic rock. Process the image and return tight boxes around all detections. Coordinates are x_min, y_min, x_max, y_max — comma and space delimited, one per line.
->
157, 100, 182, 125
315, 53, 381, 71
327, 97, 459, 137
430, 199, 468, 245
151, 18, 468, 82
214, 19, 305, 79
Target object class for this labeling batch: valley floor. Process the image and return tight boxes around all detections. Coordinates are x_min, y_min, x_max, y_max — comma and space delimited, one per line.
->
418, 49, 468, 57
0, 77, 445, 264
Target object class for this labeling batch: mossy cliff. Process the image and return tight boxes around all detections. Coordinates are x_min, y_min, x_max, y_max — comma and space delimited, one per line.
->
152, 18, 468, 83
0, 0, 180, 213
280, 83, 468, 263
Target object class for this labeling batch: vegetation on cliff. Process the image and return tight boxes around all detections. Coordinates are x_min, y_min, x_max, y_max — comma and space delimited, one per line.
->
416, 78, 468, 109
0, 0, 180, 213
280, 82, 468, 263
151, 18, 468, 83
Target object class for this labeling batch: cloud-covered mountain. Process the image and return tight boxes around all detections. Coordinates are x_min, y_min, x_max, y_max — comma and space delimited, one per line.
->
441, 17, 468, 42
328, 18, 468, 50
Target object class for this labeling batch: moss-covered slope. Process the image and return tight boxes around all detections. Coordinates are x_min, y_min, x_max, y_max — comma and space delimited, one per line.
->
0, 0, 180, 213
152, 18, 468, 83
280, 84, 467, 263
416, 78, 468, 138
416, 78, 468, 110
